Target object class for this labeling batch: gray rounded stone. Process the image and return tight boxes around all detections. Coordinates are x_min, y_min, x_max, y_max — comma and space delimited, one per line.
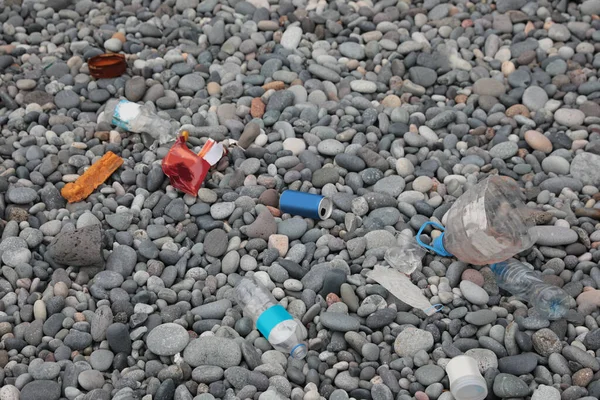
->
394, 328, 434, 357
183, 336, 242, 368
7, 187, 37, 204
489, 141, 518, 159
522, 86, 548, 111
54, 90, 80, 109
204, 229, 228, 257
147, 323, 190, 356
414, 365, 445, 386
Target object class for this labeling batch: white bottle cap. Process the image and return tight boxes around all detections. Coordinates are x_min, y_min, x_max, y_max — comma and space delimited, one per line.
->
446, 356, 488, 400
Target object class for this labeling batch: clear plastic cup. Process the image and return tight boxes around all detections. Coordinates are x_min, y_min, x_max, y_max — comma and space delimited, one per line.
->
384, 232, 426, 275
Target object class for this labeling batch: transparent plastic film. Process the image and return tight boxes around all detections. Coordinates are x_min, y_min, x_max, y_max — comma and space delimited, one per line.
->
368, 265, 441, 316
443, 176, 535, 265
461, 196, 506, 258
384, 232, 426, 275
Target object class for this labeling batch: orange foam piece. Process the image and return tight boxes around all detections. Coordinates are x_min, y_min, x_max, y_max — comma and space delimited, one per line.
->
61, 151, 123, 203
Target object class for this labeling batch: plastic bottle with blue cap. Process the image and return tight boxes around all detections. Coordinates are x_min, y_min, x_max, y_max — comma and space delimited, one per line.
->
416, 176, 536, 265
234, 276, 307, 359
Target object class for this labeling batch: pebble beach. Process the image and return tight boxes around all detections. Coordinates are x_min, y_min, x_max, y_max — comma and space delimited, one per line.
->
1, 0, 600, 400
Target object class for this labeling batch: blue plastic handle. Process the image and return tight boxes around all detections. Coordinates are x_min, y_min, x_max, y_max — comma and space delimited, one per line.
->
416, 221, 444, 251
416, 221, 452, 256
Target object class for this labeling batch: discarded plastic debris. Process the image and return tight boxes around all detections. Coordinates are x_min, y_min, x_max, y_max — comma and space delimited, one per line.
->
490, 259, 570, 320
61, 151, 123, 203
88, 53, 127, 79
416, 176, 536, 265
101, 99, 176, 145
279, 190, 333, 220
446, 355, 488, 400
384, 232, 426, 275
161, 131, 224, 196
368, 264, 442, 316
234, 276, 307, 359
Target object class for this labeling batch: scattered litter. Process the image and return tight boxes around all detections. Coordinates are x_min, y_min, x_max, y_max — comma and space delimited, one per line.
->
491, 259, 570, 320
100, 99, 177, 145
279, 190, 332, 220
446, 355, 488, 400
61, 151, 123, 203
416, 176, 535, 265
368, 264, 441, 316
88, 53, 127, 79
234, 276, 307, 359
161, 131, 225, 196
384, 232, 426, 275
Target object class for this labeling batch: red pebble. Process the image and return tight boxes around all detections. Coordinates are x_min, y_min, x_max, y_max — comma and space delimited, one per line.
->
462, 19, 474, 28
326, 293, 341, 306
415, 391, 429, 400
461, 269, 485, 287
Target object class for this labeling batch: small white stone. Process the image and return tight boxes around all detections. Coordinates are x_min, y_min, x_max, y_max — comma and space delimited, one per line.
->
281, 26, 303, 50
283, 279, 303, 291
412, 176, 433, 193
396, 158, 414, 177
349, 80, 377, 93
104, 38, 123, 52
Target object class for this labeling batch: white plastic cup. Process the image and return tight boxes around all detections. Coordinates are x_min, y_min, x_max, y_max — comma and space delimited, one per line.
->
446, 356, 488, 400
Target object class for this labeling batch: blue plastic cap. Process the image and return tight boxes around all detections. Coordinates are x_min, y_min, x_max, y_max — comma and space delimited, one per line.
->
432, 232, 452, 257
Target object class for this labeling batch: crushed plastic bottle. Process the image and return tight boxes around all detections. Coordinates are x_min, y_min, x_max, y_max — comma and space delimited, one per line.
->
490, 259, 571, 319
101, 99, 176, 145
417, 176, 536, 265
234, 276, 307, 359
384, 232, 426, 275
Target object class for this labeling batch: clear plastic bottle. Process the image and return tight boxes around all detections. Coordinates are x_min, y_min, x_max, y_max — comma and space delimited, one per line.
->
100, 99, 176, 145
417, 176, 536, 265
490, 259, 571, 319
234, 277, 307, 359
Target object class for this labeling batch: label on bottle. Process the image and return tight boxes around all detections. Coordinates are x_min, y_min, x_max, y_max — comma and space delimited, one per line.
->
256, 304, 293, 338
112, 100, 141, 130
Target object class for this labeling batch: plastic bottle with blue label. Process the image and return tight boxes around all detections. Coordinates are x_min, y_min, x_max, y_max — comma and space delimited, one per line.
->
417, 176, 536, 265
490, 259, 570, 319
101, 99, 176, 145
234, 276, 307, 359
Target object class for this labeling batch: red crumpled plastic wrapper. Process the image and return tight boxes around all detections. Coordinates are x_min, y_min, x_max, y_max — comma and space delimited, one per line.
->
161, 133, 210, 196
